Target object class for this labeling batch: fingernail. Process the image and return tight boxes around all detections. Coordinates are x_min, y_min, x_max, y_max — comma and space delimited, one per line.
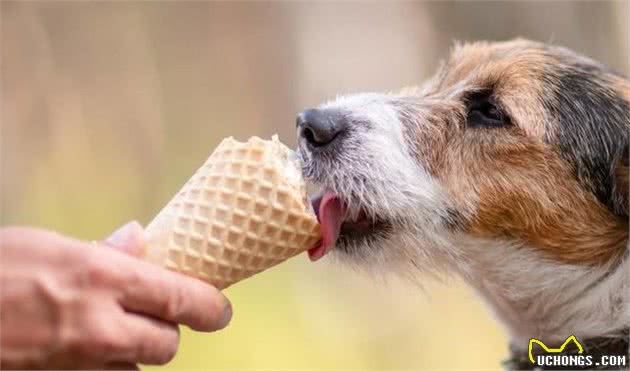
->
105, 221, 143, 251
218, 299, 233, 329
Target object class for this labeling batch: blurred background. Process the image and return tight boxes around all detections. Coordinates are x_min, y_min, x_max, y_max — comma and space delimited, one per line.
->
2, 1, 628, 370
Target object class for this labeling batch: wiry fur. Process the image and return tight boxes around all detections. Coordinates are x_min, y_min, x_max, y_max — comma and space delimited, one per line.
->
297, 39, 629, 363
299, 93, 460, 273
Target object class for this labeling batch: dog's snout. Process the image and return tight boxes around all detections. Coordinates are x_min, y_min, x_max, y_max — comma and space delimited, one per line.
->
297, 108, 346, 147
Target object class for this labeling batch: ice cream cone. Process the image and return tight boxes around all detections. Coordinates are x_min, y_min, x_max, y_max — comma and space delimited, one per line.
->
142, 136, 321, 289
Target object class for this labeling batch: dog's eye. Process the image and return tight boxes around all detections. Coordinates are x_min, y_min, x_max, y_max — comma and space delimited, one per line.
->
466, 93, 511, 128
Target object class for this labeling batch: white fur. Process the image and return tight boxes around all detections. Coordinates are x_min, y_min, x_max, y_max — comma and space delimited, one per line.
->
313, 93, 448, 223
451, 236, 630, 347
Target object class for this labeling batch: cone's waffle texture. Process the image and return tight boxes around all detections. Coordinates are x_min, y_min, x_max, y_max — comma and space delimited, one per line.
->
143, 136, 321, 289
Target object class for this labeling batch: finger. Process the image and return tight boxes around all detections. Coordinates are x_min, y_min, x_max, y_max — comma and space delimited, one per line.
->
102, 221, 145, 256
0, 226, 92, 266
86, 226, 233, 331
115, 259, 232, 331
103, 363, 140, 371
110, 314, 179, 366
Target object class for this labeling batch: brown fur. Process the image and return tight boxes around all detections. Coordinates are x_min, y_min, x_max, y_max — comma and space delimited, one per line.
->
407, 40, 629, 265
449, 134, 626, 265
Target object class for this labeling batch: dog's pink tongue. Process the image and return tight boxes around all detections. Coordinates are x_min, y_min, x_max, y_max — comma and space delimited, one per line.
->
308, 192, 344, 261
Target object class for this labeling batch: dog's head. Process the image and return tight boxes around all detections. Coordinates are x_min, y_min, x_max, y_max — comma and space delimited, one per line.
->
298, 39, 629, 275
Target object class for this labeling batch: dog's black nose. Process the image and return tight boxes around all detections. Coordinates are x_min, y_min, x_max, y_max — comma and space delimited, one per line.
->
296, 108, 346, 147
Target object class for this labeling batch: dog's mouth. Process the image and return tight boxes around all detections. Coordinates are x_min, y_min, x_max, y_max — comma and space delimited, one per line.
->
307, 191, 390, 261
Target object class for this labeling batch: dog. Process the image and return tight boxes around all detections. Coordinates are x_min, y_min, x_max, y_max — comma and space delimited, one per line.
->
297, 39, 629, 370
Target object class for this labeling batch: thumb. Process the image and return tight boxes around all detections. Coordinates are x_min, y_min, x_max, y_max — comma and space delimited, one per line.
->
103, 220, 145, 256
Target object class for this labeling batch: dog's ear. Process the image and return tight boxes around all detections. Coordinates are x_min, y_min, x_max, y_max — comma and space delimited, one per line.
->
611, 143, 629, 218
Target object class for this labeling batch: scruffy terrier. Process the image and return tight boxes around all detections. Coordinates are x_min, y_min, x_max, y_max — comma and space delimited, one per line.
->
297, 39, 629, 370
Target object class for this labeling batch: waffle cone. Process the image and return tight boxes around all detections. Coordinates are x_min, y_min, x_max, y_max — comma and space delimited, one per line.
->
143, 136, 321, 289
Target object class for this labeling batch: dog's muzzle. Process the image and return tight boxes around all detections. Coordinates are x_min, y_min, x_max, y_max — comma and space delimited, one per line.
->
296, 108, 347, 149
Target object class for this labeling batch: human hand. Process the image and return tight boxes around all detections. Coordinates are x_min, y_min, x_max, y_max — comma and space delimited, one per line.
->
0, 222, 232, 370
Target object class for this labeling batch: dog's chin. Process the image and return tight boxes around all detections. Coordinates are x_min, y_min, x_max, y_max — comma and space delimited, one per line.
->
335, 217, 392, 255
